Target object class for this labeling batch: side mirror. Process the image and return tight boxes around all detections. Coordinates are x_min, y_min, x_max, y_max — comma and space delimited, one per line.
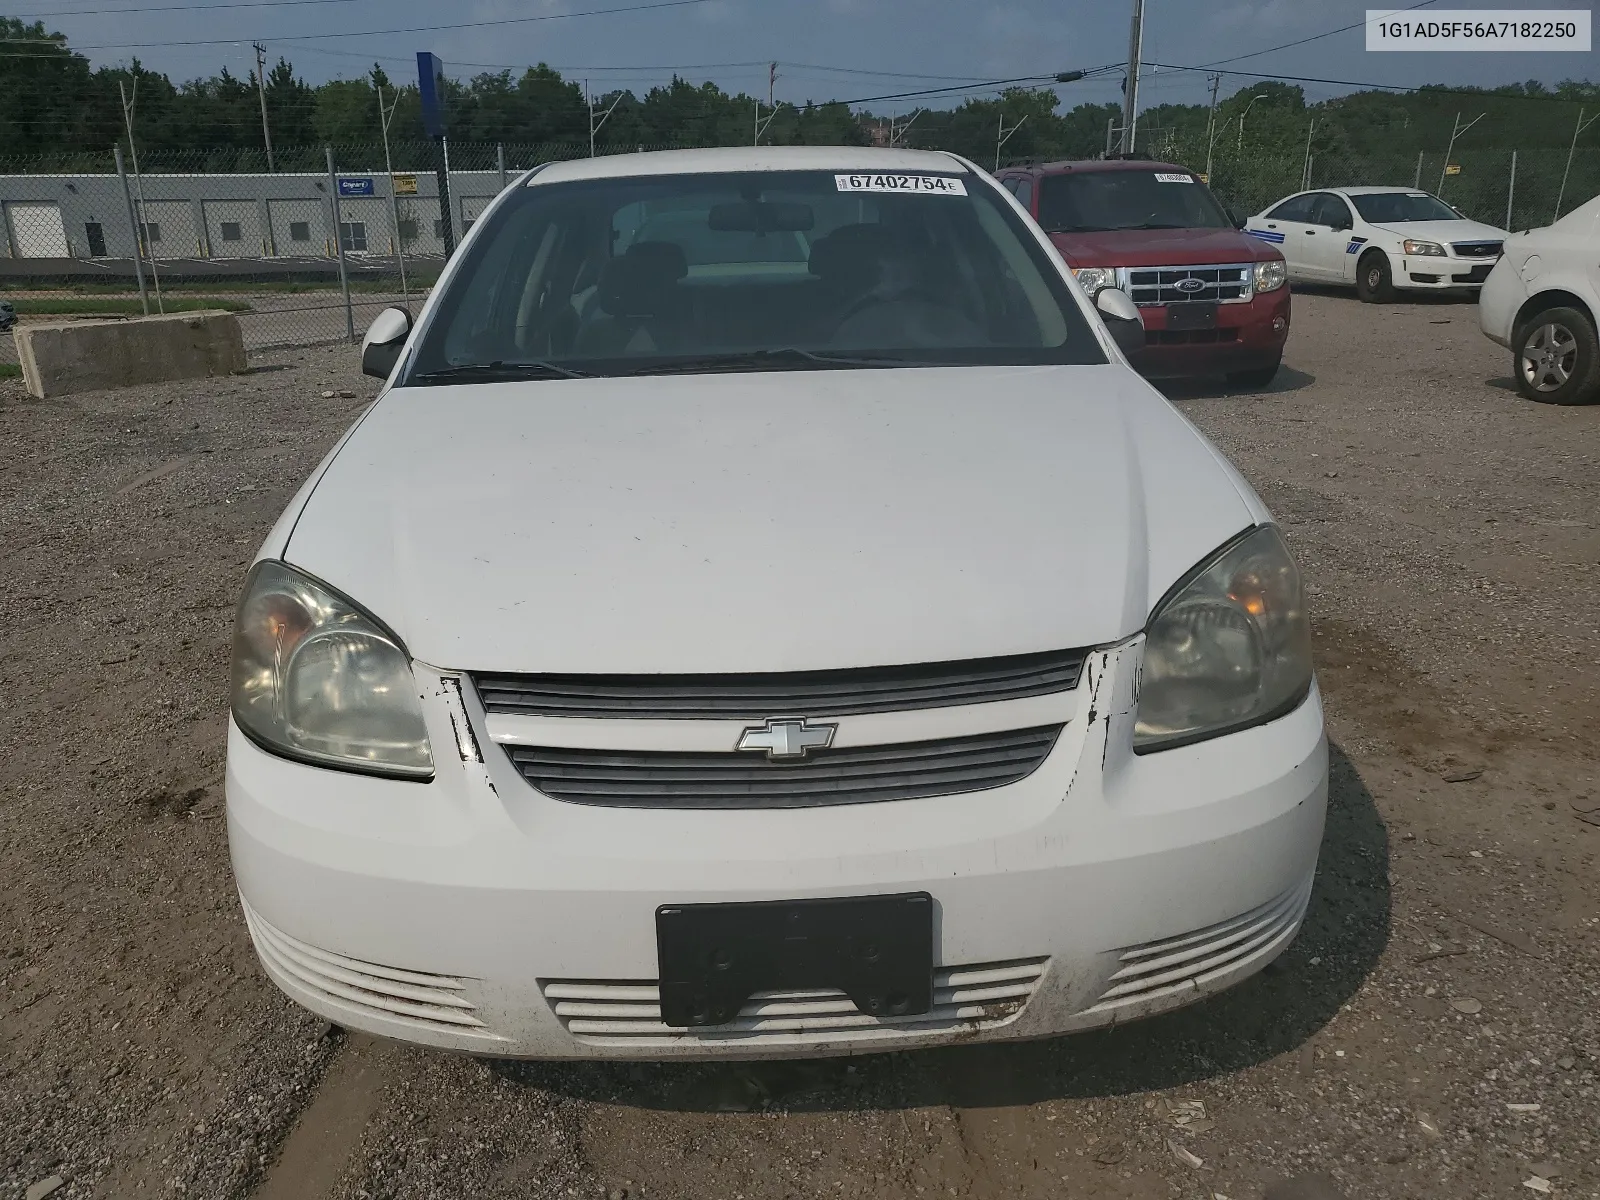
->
361, 306, 412, 380
1095, 287, 1144, 356
1227, 207, 1245, 229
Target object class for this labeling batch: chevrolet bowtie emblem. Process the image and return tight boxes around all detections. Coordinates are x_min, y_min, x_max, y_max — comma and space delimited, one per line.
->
736, 719, 837, 760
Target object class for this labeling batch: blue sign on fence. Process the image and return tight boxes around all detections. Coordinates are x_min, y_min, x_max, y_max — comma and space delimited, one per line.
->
337, 177, 375, 197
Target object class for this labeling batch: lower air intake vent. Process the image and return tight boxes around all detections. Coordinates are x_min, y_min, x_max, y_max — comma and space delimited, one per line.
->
1082, 875, 1313, 1019
242, 899, 505, 1043
542, 957, 1048, 1046
504, 725, 1063, 809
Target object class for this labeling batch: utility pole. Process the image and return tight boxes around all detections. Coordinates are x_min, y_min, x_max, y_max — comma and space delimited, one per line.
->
1554, 106, 1599, 221
1301, 118, 1315, 190
754, 98, 781, 145
253, 42, 275, 172
1437, 111, 1484, 196
113, 145, 149, 315
889, 107, 922, 146
1203, 72, 1221, 180
1119, 0, 1145, 155
1237, 93, 1267, 154
119, 78, 162, 314
768, 61, 777, 108
377, 83, 409, 311
996, 113, 1026, 171
587, 80, 622, 158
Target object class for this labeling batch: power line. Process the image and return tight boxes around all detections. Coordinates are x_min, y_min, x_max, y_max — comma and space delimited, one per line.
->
1143, 59, 1600, 106
16, 0, 380, 17
0, 0, 717, 47
1200, 0, 1440, 68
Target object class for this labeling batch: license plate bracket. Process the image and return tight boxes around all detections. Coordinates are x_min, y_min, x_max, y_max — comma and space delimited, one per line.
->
1166, 301, 1218, 330
656, 893, 933, 1028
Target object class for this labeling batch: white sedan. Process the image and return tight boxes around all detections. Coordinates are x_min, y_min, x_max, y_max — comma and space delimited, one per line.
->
1246, 186, 1506, 302
227, 146, 1327, 1060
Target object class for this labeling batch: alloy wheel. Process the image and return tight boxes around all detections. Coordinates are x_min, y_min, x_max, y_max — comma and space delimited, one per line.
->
1520, 322, 1576, 392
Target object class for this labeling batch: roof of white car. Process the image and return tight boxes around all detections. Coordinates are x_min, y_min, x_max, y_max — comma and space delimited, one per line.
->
527, 145, 970, 185
1327, 185, 1439, 196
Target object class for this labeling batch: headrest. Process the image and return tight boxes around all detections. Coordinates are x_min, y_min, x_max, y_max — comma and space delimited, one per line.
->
599, 240, 689, 317
808, 223, 900, 284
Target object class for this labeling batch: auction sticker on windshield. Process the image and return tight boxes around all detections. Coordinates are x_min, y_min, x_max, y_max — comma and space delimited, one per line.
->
1154, 173, 1194, 183
835, 173, 968, 195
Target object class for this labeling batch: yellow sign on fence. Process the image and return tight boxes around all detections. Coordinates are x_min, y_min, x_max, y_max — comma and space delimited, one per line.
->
392, 174, 418, 195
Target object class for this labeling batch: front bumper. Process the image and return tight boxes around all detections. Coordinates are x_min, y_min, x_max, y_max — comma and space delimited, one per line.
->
1397, 257, 1498, 290
229, 640, 1329, 1060
1129, 287, 1291, 380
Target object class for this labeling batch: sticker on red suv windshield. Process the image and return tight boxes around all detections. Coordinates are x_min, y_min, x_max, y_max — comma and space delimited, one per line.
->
834, 173, 968, 195
1154, 172, 1194, 183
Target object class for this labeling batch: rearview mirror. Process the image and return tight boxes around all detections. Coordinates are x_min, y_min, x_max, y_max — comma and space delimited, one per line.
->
361, 306, 411, 380
1095, 287, 1144, 356
707, 201, 815, 233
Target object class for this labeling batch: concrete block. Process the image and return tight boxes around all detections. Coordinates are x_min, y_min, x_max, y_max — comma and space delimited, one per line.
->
15, 310, 246, 398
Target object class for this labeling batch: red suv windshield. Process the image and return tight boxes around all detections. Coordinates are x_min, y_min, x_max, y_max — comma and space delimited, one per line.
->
1037, 169, 1233, 234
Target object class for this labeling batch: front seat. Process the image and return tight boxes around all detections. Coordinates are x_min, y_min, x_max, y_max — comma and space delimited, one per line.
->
577, 240, 690, 356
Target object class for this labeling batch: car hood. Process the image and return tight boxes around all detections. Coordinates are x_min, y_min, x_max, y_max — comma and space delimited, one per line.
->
282, 366, 1261, 674
1367, 218, 1506, 244
1049, 226, 1279, 268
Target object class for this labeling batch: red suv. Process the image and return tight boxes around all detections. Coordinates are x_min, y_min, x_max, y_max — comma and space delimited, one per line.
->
996, 159, 1290, 387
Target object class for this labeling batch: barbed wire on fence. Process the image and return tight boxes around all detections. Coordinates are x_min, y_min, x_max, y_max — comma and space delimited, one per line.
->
3, 137, 1597, 366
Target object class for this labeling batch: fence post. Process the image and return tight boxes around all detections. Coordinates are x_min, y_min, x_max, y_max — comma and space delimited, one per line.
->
497, 143, 507, 191
1505, 149, 1517, 230
1413, 150, 1423, 189
113, 145, 150, 316
326, 146, 355, 343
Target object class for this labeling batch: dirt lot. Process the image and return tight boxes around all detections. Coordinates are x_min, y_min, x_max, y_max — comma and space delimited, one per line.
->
1, 290, 1597, 1200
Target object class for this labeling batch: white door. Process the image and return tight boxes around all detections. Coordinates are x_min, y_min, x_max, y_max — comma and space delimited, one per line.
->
1256, 194, 1319, 282
1300, 194, 1356, 283
7, 203, 70, 257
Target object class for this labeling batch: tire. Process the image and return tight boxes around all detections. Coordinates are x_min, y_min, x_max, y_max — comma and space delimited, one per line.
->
1513, 306, 1600, 406
1226, 354, 1283, 389
1355, 251, 1393, 303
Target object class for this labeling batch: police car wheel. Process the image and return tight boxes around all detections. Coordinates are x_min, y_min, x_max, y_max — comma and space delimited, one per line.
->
1514, 307, 1600, 406
1355, 252, 1392, 303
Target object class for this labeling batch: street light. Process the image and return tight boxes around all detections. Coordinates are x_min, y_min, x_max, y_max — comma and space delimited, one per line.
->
1237, 94, 1268, 153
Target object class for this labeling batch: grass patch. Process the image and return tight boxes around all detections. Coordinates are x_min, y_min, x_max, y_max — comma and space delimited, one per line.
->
13, 297, 252, 315
0, 363, 21, 379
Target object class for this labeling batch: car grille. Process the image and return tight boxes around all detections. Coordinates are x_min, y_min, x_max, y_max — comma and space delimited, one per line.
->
1451, 240, 1503, 258
1079, 874, 1312, 1020
1124, 263, 1253, 306
542, 956, 1048, 1045
241, 898, 506, 1043
473, 648, 1086, 720
502, 724, 1063, 809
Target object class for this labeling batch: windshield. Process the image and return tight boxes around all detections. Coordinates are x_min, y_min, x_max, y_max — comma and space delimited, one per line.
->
1036, 169, 1233, 233
403, 168, 1103, 382
1349, 191, 1460, 223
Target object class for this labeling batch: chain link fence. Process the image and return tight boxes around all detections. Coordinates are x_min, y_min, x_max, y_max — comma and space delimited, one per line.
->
0, 140, 681, 365
4, 137, 1597, 367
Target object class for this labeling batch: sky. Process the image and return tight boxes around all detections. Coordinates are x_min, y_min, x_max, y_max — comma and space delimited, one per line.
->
11, 0, 1598, 112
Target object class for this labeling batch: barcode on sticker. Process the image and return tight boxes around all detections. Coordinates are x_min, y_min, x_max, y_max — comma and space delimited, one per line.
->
1154, 172, 1193, 183
834, 173, 968, 196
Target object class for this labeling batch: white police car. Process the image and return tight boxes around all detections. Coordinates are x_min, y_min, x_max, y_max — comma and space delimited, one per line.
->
1246, 187, 1506, 302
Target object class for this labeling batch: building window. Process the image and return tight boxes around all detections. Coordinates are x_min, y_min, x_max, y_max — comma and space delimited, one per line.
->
85, 222, 106, 257
220, 221, 242, 242
397, 219, 419, 243
141, 222, 161, 245
289, 221, 310, 243
339, 221, 368, 253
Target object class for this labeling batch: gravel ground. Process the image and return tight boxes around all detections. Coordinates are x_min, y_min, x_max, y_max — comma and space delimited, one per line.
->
0, 291, 1596, 1200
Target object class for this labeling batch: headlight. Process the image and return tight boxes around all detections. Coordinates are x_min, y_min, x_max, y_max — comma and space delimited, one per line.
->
1253, 259, 1286, 293
1071, 266, 1116, 295
1134, 525, 1312, 753
1403, 239, 1445, 257
231, 560, 434, 779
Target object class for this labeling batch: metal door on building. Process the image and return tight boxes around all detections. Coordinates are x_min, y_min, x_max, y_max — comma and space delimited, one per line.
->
6, 203, 70, 257
266, 198, 327, 258
202, 199, 264, 259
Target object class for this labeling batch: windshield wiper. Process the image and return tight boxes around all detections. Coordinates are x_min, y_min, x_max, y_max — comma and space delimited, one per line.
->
621, 348, 929, 376
410, 359, 591, 384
